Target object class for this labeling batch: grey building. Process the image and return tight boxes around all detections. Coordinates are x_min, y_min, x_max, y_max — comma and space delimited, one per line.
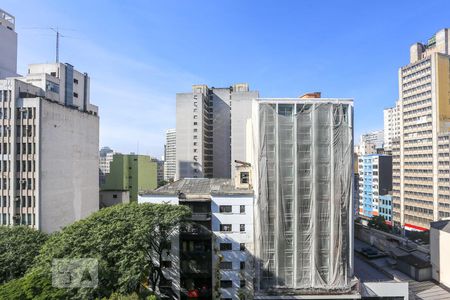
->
252, 95, 354, 295
0, 9, 17, 79
176, 83, 258, 179
0, 62, 99, 233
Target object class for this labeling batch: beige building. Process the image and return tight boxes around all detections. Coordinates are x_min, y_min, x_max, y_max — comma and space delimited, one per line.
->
383, 100, 400, 151
0, 9, 17, 79
0, 62, 99, 233
430, 219, 450, 289
392, 28, 450, 231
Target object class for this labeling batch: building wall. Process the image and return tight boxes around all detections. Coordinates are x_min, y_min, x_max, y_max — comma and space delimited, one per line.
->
39, 99, 99, 233
176, 84, 257, 180
211, 195, 254, 299
383, 101, 400, 151
99, 190, 130, 208
431, 227, 450, 288
103, 154, 157, 201
393, 28, 450, 230
0, 9, 17, 79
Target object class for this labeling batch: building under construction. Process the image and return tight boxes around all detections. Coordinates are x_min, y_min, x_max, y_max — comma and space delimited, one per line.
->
250, 95, 355, 296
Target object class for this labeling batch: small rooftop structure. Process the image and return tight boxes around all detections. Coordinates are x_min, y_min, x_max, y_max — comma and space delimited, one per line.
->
430, 219, 450, 233
299, 92, 321, 99
141, 178, 253, 197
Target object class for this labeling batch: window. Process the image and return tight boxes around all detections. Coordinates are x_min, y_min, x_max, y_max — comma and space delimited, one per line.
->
113, 194, 118, 199
220, 224, 232, 232
220, 243, 232, 251
194, 122, 197, 125
73, 92, 78, 98
240, 261, 245, 270
240, 224, 245, 232
240, 205, 245, 213
240, 280, 246, 288
240, 171, 249, 184
219, 205, 232, 213
161, 261, 172, 268
240, 243, 246, 251
219, 261, 232, 270
73, 78, 79, 84
50, 72, 56, 77
220, 280, 232, 288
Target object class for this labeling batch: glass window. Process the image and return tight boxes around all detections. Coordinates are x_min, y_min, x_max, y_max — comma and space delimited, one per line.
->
240, 224, 245, 232
219, 205, 232, 213
220, 224, 232, 232
240, 205, 245, 213
220, 243, 232, 251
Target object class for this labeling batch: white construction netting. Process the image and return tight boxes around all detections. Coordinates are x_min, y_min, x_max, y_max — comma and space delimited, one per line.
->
254, 101, 353, 293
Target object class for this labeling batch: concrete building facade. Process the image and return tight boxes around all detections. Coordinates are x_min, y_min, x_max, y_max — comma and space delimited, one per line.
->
175, 84, 258, 180
383, 101, 401, 151
430, 219, 450, 289
0, 9, 17, 79
358, 130, 384, 155
164, 128, 176, 181
392, 28, 450, 231
251, 97, 354, 295
138, 172, 254, 300
0, 63, 99, 233
99, 146, 114, 185
102, 154, 157, 202
358, 154, 393, 221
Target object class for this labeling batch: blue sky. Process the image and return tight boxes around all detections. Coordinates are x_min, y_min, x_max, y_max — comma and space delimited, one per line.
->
3, 1, 450, 158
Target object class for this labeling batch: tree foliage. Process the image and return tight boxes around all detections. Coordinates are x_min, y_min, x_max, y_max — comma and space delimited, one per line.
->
0, 226, 48, 284
0, 203, 190, 299
368, 215, 389, 232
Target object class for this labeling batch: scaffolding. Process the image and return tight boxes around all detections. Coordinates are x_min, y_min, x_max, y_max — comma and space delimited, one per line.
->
253, 99, 354, 294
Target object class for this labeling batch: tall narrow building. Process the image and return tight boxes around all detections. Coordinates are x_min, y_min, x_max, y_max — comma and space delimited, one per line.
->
164, 128, 176, 181
0, 62, 99, 233
251, 95, 354, 295
0, 9, 17, 78
383, 101, 400, 151
176, 84, 259, 179
393, 28, 450, 231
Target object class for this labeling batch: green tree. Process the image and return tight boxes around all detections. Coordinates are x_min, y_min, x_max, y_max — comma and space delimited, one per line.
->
0, 226, 48, 284
0, 203, 190, 299
368, 215, 389, 232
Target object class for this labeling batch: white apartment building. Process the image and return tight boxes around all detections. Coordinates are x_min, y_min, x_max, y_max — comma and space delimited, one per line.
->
383, 101, 401, 151
393, 28, 450, 231
99, 146, 114, 185
138, 172, 254, 299
0, 9, 17, 79
164, 128, 176, 181
175, 84, 259, 180
0, 62, 99, 233
250, 95, 354, 296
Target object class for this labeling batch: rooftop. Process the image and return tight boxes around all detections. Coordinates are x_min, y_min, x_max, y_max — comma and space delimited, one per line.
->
141, 178, 253, 196
430, 219, 450, 233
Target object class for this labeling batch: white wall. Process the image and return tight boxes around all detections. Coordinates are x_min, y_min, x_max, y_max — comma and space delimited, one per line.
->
211, 195, 254, 299
431, 227, 450, 288
39, 99, 99, 232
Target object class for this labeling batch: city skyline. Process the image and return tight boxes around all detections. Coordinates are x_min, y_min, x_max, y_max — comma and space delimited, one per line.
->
3, 0, 450, 158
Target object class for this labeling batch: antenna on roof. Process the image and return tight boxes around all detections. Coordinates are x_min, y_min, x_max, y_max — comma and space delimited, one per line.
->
20, 27, 78, 63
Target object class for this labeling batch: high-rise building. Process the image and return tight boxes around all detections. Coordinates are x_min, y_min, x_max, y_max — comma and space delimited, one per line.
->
383, 101, 400, 151
151, 157, 164, 184
176, 84, 259, 179
0, 62, 99, 233
0, 9, 17, 79
358, 154, 393, 222
359, 130, 384, 155
251, 96, 354, 294
393, 28, 450, 231
99, 146, 114, 185
164, 128, 176, 181
102, 154, 157, 201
